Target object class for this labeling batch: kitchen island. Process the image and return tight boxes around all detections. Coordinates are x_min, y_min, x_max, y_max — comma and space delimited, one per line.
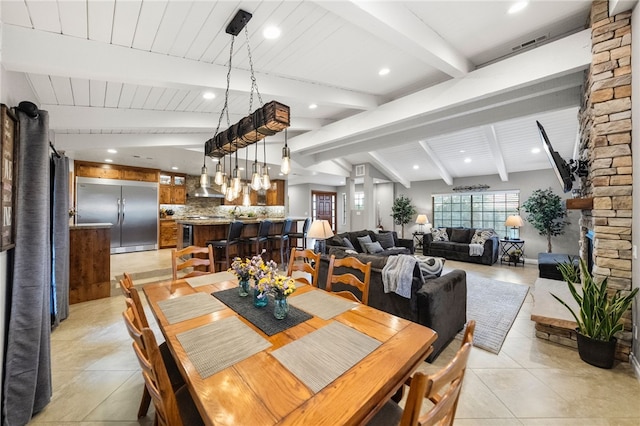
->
176, 217, 307, 267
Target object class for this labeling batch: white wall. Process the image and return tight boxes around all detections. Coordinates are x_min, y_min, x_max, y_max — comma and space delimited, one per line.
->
630, 2, 640, 376
393, 169, 581, 259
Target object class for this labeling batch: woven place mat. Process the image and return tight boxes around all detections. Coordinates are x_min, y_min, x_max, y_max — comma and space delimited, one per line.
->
185, 271, 237, 288
289, 290, 357, 320
212, 288, 313, 336
271, 322, 381, 393
176, 316, 271, 379
157, 292, 227, 324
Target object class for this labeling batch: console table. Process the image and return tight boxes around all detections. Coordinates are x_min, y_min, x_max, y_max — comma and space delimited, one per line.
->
500, 239, 525, 266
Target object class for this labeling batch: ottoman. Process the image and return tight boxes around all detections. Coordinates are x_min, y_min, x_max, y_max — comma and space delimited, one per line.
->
538, 253, 578, 280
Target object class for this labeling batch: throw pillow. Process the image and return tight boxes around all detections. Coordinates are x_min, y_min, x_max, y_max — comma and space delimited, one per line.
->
364, 241, 384, 254
342, 237, 355, 250
416, 256, 445, 279
450, 228, 471, 243
330, 235, 345, 247
431, 228, 449, 242
470, 229, 496, 245
356, 235, 373, 253
374, 232, 395, 249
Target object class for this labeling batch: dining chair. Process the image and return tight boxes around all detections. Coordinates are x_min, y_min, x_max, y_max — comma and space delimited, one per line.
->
367, 342, 472, 426
326, 254, 372, 305
286, 247, 320, 287
122, 299, 203, 426
121, 286, 185, 418
268, 218, 293, 267
288, 217, 312, 250
171, 245, 215, 280
206, 220, 244, 272
239, 220, 272, 258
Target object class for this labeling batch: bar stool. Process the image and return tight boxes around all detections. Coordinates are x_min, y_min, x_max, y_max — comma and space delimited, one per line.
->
268, 218, 292, 268
288, 217, 311, 250
239, 220, 272, 258
206, 221, 244, 272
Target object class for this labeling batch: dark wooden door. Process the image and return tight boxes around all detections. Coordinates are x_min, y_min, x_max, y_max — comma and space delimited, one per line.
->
313, 191, 336, 231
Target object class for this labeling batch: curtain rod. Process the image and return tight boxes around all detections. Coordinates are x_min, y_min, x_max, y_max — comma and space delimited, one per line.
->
49, 141, 61, 158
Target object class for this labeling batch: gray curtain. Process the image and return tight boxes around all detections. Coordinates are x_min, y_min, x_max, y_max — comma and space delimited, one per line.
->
51, 154, 69, 326
2, 108, 52, 424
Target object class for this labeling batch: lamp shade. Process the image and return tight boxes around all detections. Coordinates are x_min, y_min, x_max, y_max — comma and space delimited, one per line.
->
415, 214, 429, 225
307, 220, 334, 239
505, 215, 524, 227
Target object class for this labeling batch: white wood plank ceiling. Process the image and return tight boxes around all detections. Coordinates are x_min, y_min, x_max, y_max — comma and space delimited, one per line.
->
0, 0, 595, 187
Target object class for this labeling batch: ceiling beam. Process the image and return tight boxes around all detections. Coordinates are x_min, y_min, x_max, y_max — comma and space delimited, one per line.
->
368, 151, 411, 188
336, 0, 474, 77
417, 141, 453, 186
290, 29, 590, 156
483, 125, 508, 181
2, 24, 380, 111
44, 105, 327, 132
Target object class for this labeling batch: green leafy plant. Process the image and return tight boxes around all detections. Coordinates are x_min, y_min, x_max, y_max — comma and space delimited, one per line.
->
556, 255, 579, 284
390, 195, 416, 238
552, 258, 638, 342
521, 188, 569, 253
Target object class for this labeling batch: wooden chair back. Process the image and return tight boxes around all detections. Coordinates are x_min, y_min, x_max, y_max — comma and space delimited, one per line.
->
120, 272, 134, 297
401, 342, 472, 426
123, 299, 186, 426
326, 255, 372, 305
286, 248, 320, 287
171, 245, 215, 280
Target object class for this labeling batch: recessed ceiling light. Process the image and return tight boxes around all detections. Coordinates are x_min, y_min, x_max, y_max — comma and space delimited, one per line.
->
171, 166, 179, 170
107, 149, 117, 154
263, 26, 281, 39
309, 103, 318, 109
105, 159, 113, 163
413, 165, 419, 170
378, 68, 390, 76
531, 147, 541, 154
464, 158, 472, 163
508, 1, 528, 14
459, 149, 465, 153
203, 92, 216, 100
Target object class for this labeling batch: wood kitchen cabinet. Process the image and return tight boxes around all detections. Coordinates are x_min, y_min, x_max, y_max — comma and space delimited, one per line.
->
159, 172, 186, 204
75, 160, 158, 182
159, 219, 178, 248
267, 179, 285, 206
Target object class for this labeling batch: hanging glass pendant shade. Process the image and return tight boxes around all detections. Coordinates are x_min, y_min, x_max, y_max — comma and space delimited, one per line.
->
214, 161, 223, 185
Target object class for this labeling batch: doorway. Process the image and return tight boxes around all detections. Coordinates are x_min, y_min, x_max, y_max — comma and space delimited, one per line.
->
312, 191, 336, 232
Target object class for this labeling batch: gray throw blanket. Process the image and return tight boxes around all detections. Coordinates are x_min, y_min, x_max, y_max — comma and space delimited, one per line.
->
469, 243, 484, 256
382, 255, 416, 298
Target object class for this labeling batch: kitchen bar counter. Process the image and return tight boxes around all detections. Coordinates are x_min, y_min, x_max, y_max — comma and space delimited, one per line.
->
176, 217, 307, 266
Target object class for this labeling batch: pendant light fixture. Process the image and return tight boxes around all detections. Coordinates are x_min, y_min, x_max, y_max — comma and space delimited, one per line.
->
281, 128, 291, 175
262, 136, 271, 190
250, 129, 262, 190
200, 153, 209, 187
214, 158, 223, 185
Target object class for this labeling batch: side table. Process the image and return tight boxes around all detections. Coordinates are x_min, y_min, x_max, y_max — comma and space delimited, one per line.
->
499, 239, 525, 266
413, 232, 426, 251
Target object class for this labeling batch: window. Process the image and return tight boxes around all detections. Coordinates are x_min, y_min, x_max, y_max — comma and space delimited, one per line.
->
354, 192, 364, 210
432, 191, 519, 237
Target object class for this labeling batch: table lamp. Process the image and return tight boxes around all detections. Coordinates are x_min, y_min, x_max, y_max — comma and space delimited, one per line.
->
415, 214, 429, 233
505, 215, 523, 240
307, 219, 334, 254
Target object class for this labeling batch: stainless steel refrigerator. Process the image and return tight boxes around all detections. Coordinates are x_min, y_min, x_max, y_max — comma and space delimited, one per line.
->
76, 177, 158, 253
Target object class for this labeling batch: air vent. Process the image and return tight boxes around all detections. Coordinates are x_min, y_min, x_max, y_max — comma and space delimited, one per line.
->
355, 164, 365, 176
511, 34, 548, 52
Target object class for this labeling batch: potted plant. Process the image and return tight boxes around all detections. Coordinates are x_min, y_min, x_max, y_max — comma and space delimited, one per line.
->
552, 257, 638, 368
521, 188, 569, 253
390, 195, 416, 238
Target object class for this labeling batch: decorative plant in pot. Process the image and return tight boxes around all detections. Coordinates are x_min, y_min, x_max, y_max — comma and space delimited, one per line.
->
521, 188, 569, 253
552, 257, 638, 369
390, 195, 416, 238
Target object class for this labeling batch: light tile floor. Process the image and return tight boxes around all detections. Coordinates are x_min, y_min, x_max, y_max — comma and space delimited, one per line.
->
29, 250, 640, 425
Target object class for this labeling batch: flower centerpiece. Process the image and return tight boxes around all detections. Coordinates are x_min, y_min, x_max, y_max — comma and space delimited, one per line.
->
249, 251, 277, 307
263, 273, 296, 319
229, 256, 253, 296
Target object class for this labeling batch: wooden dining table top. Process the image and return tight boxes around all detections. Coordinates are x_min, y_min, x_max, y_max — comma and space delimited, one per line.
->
143, 275, 437, 425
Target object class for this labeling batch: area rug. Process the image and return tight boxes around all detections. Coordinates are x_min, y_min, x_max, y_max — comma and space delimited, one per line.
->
465, 274, 529, 354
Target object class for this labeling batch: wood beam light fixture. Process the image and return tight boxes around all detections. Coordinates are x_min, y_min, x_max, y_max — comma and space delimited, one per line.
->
203, 8, 291, 197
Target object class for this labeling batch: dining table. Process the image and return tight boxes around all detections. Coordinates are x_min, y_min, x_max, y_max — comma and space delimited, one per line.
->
143, 271, 438, 425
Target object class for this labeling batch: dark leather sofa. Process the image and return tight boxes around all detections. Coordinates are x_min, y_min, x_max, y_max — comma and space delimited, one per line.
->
423, 227, 499, 265
318, 250, 467, 361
